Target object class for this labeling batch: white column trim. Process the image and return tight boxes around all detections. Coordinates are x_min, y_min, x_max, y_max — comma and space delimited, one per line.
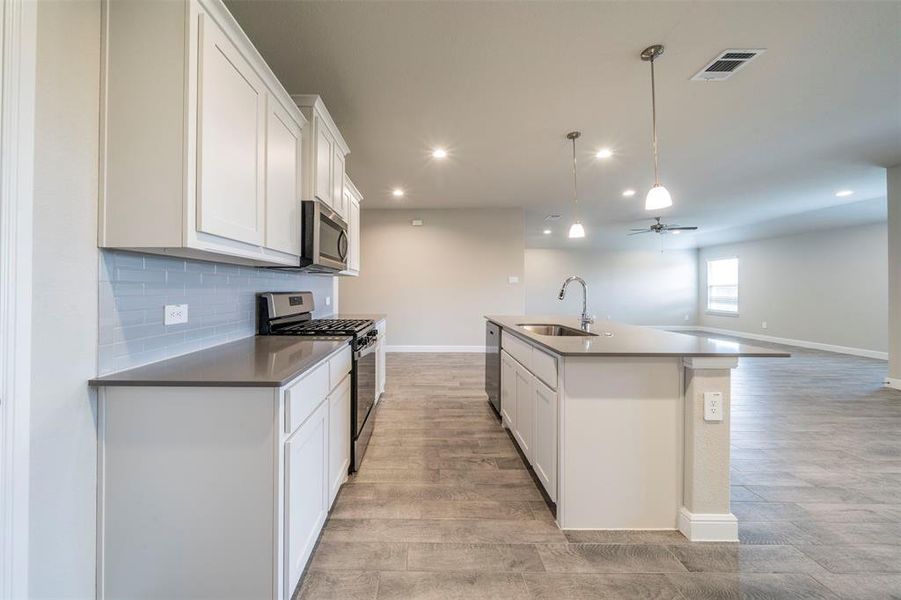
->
0, 0, 36, 598
678, 507, 738, 542
885, 377, 901, 391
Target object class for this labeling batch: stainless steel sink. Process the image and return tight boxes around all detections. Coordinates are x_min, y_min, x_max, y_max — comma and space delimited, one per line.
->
517, 324, 598, 337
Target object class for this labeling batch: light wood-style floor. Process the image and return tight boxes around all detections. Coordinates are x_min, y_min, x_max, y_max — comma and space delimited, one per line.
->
296, 339, 901, 600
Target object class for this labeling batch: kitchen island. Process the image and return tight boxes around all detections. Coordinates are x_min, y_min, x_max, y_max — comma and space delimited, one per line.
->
485, 315, 789, 542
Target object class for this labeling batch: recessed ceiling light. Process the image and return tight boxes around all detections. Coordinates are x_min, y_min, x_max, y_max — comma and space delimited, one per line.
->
431, 148, 448, 159
542, 229, 552, 235
392, 188, 405, 198
835, 189, 854, 197
622, 189, 636, 197
595, 148, 613, 159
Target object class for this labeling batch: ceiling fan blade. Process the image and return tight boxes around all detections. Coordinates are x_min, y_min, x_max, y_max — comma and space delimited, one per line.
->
667, 226, 698, 231
627, 230, 651, 236
629, 228, 648, 231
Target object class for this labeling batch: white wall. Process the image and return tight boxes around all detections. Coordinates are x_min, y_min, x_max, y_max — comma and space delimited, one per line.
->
340, 209, 525, 348
698, 222, 888, 355
888, 166, 900, 382
30, 1, 100, 597
524, 248, 698, 326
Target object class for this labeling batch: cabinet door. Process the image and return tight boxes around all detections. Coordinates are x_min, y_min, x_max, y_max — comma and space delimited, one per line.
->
314, 121, 333, 207
284, 400, 328, 595
532, 377, 558, 501
265, 102, 302, 255
347, 196, 361, 273
332, 149, 346, 218
197, 13, 266, 245
328, 374, 352, 506
500, 352, 516, 428
513, 362, 534, 462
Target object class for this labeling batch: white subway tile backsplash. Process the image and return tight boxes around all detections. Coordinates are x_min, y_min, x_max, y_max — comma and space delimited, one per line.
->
97, 250, 335, 374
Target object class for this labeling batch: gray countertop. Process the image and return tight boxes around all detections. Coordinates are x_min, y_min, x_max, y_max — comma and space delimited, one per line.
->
486, 315, 790, 358
89, 336, 351, 388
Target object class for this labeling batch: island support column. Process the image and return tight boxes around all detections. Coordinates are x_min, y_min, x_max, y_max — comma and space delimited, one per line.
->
680, 357, 739, 542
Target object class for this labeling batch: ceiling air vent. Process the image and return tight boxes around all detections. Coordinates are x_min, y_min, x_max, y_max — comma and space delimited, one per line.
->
691, 48, 765, 81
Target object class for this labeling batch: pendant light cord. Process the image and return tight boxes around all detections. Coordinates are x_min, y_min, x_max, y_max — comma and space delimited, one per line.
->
571, 135, 579, 219
650, 56, 659, 186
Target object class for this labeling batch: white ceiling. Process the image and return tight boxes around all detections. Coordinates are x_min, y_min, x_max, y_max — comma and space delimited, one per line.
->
227, 0, 901, 248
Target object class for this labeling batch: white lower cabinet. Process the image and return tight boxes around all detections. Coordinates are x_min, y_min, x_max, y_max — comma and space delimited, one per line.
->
95, 345, 354, 600
500, 346, 558, 501
375, 319, 387, 399
513, 361, 534, 462
500, 351, 516, 427
532, 377, 558, 502
285, 400, 329, 592
327, 374, 352, 505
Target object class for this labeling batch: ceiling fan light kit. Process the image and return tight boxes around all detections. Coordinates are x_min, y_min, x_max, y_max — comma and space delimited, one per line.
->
642, 44, 673, 211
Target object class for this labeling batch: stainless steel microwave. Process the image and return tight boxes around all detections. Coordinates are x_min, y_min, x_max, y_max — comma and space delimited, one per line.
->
299, 200, 348, 272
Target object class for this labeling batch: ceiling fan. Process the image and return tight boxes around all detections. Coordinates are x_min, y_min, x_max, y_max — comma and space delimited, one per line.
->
628, 217, 698, 236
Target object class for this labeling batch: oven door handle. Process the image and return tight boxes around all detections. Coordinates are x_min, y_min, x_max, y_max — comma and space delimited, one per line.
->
354, 340, 377, 360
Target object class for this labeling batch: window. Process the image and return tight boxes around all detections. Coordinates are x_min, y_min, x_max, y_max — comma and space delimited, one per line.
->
707, 258, 739, 314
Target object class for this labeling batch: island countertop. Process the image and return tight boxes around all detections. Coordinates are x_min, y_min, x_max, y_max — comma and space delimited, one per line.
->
485, 315, 790, 358
89, 335, 351, 388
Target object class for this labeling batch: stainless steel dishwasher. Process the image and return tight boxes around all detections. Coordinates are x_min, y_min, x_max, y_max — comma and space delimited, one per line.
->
485, 321, 501, 417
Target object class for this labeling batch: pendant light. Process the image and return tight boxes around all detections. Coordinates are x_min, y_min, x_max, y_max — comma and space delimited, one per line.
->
641, 44, 672, 211
566, 131, 586, 238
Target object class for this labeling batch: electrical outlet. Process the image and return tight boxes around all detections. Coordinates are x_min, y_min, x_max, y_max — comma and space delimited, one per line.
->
164, 304, 188, 325
684, 314, 690, 321
761, 321, 768, 329
703, 392, 724, 422
325, 296, 331, 307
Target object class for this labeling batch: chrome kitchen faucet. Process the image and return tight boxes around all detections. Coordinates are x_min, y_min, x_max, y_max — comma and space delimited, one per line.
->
558, 275, 594, 331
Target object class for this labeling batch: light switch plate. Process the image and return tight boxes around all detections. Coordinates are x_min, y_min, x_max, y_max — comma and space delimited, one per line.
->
164, 304, 188, 325
325, 296, 331, 307
703, 391, 723, 422
508, 276, 519, 284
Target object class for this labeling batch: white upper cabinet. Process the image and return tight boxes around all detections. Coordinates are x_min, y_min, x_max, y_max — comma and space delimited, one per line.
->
314, 121, 334, 207
294, 95, 350, 220
100, 0, 307, 267
342, 176, 362, 276
332, 148, 346, 217
196, 13, 266, 246
265, 102, 303, 256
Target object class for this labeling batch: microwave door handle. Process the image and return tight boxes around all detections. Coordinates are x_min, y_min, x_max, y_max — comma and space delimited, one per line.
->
338, 229, 349, 261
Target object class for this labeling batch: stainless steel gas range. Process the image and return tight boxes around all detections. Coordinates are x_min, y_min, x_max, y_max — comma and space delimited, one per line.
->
257, 291, 378, 473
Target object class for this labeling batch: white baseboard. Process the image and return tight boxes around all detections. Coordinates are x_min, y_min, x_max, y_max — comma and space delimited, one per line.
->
678, 507, 738, 542
684, 326, 888, 361
886, 377, 901, 391
386, 345, 485, 353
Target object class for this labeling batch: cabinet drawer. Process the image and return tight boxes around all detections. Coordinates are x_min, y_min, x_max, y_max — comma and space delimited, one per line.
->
501, 331, 532, 371
329, 345, 352, 389
531, 347, 558, 390
285, 361, 329, 434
